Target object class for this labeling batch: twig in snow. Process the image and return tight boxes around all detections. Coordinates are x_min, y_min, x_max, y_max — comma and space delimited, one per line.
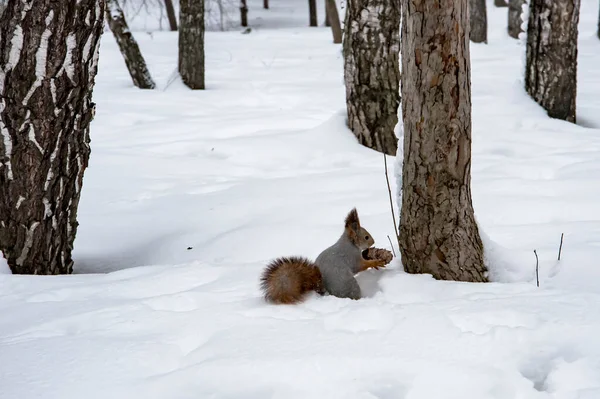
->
558, 233, 564, 261
534, 249, 539, 287
383, 153, 400, 250
163, 67, 179, 91
387, 235, 396, 258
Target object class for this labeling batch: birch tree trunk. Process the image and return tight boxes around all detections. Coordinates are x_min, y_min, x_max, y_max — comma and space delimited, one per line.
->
106, 0, 156, 89
470, 0, 487, 43
164, 0, 178, 31
399, 0, 487, 282
508, 0, 526, 39
326, 0, 342, 43
525, 0, 580, 123
343, 0, 401, 155
179, 0, 205, 89
0, 0, 105, 274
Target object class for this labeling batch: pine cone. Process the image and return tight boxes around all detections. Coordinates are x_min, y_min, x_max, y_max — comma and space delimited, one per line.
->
362, 247, 393, 265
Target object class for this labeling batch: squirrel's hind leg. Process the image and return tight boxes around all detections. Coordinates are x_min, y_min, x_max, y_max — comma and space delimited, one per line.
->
328, 274, 361, 300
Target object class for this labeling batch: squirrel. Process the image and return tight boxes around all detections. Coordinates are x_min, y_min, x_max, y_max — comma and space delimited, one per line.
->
259, 208, 391, 304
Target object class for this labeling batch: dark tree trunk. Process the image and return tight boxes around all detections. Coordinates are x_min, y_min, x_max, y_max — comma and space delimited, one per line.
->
508, 0, 526, 39
164, 0, 178, 31
240, 0, 248, 27
264, 0, 269, 9
309, 0, 317, 26
597, 0, 600, 40
106, 0, 156, 89
325, 0, 331, 26
494, 0, 508, 7
399, 0, 487, 282
0, 0, 105, 275
343, 0, 400, 155
326, 0, 342, 43
179, 0, 205, 89
525, 0, 580, 123
470, 0, 487, 43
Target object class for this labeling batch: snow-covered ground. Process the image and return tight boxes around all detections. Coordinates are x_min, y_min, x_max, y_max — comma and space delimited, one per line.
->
3, 0, 600, 397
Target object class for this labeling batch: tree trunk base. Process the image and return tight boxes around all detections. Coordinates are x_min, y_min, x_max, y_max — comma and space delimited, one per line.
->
399, 0, 487, 283
525, 0, 580, 123
106, 0, 156, 89
508, 0, 526, 39
0, 0, 105, 275
343, 0, 400, 156
309, 0, 317, 26
179, 0, 205, 89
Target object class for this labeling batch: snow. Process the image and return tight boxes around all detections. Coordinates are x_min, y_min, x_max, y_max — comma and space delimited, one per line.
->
2, 0, 600, 398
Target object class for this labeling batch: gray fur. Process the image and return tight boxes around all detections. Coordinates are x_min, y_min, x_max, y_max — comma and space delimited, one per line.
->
315, 225, 373, 300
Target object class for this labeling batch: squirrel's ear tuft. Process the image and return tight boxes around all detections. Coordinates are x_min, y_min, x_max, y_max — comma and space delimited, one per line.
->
345, 208, 360, 231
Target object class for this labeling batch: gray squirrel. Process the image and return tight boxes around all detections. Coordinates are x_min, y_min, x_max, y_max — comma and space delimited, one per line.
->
260, 208, 392, 304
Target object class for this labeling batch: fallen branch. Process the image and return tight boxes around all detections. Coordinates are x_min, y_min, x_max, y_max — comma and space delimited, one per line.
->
558, 233, 564, 261
387, 235, 397, 258
534, 249, 539, 287
383, 153, 400, 250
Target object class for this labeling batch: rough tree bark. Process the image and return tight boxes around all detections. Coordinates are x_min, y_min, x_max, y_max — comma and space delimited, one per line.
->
326, 0, 342, 43
343, 0, 400, 155
240, 0, 248, 27
494, 0, 508, 7
508, 0, 526, 39
309, 0, 317, 26
264, 0, 269, 9
179, 0, 205, 89
325, 0, 331, 26
525, 0, 580, 123
0, 0, 105, 275
399, 0, 487, 282
470, 0, 487, 43
164, 0, 178, 31
106, 0, 156, 89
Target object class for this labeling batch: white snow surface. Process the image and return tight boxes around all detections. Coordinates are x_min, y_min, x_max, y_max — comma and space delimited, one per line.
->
3, 0, 600, 398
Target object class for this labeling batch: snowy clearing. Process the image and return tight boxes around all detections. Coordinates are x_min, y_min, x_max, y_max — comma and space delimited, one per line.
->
2, 0, 600, 398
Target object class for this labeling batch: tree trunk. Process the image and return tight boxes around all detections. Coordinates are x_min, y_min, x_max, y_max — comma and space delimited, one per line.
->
240, 0, 248, 27
508, 0, 526, 39
525, 0, 580, 123
164, 0, 178, 31
179, 0, 205, 89
494, 0, 508, 7
597, 0, 600, 40
106, 0, 156, 89
470, 0, 487, 43
264, 0, 269, 9
326, 0, 342, 44
343, 0, 400, 155
309, 0, 318, 26
0, 0, 105, 275
399, 0, 487, 282
325, 0, 331, 26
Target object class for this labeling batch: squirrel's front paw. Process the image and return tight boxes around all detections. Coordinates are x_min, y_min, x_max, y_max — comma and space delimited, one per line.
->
372, 260, 386, 270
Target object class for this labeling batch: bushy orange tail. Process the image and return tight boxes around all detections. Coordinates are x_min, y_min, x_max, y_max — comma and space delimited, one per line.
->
260, 256, 324, 304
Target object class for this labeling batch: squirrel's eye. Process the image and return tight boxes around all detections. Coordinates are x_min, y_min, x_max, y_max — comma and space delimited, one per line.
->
365, 235, 369, 240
